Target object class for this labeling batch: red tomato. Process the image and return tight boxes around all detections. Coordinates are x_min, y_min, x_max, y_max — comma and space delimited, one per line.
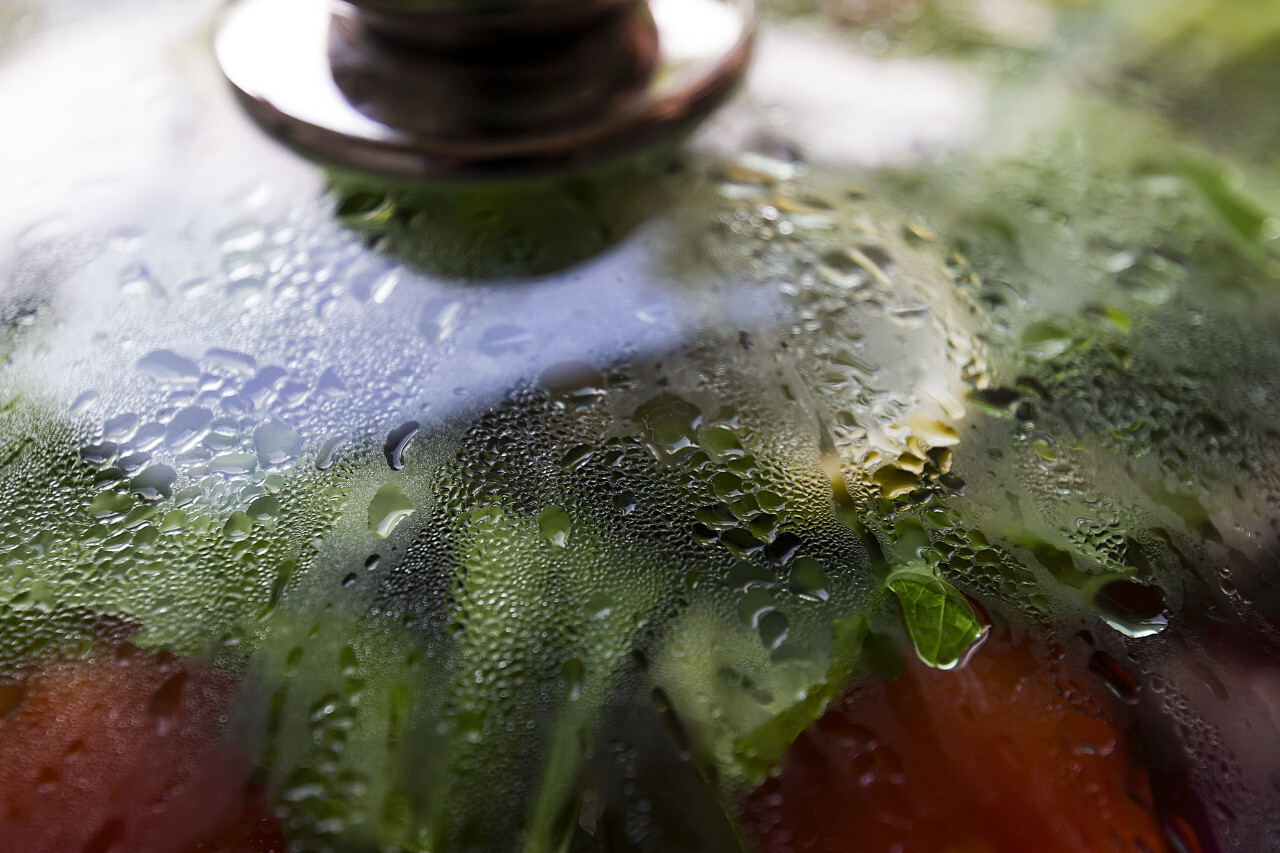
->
0, 645, 284, 853
740, 627, 1178, 853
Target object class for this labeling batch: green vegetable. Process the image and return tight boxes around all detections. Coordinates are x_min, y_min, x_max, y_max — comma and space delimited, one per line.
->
886, 567, 986, 671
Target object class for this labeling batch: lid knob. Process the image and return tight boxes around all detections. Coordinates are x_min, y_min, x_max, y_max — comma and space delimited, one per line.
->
215, 0, 756, 180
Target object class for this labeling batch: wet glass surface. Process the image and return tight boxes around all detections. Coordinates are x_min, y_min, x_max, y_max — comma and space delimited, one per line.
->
1, 1, 1279, 851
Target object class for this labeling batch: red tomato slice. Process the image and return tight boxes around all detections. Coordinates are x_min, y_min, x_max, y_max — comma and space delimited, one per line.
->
741, 627, 1177, 853
0, 645, 284, 853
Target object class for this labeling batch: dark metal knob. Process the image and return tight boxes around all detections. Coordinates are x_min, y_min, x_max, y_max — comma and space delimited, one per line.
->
215, 0, 756, 180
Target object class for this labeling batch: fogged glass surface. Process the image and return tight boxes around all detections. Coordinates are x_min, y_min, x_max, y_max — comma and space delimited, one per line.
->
1, 1, 1279, 851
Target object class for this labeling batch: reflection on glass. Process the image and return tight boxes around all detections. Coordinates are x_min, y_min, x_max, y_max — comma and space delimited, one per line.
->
1, 1, 1279, 852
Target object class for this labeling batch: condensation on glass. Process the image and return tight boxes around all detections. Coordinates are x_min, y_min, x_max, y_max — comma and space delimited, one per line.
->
0, 1, 1279, 852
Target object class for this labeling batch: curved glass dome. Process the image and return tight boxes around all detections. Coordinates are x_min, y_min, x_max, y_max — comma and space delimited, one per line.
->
1, 1, 1278, 851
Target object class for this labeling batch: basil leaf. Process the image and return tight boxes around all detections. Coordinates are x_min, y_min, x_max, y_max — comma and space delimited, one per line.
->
887, 571, 985, 670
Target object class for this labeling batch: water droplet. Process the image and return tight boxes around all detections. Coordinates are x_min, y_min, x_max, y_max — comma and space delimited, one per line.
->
728, 562, 777, 591
789, 557, 830, 602
369, 483, 415, 538
160, 510, 187, 532
872, 465, 920, 499
88, 492, 133, 520
737, 588, 777, 628
35, 767, 59, 794
383, 421, 420, 471
117, 452, 151, 475
702, 424, 745, 457
248, 495, 282, 519
242, 366, 289, 408
1163, 814, 1207, 853
80, 442, 118, 465
1089, 650, 1142, 705
712, 471, 744, 499
70, 390, 99, 414
1020, 322, 1074, 361
1186, 660, 1229, 702
209, 452, 257, 476
456, 709, 485, 744
317, 367, 347, 397
254, 420, 301, 467
261, 560, 296, 620
562, 658, 585, 701
223, 510, 254, 541
147, 671, 187, 736
540, 362, 606, 406
165, 406, 212, 451
371, 267, 401, 304
119, 266, 167, 302
131, 422, 167, 453
477, 324, 531, 357
1054, 711, 1117, 757
1091, 580, 1168, 638
130, 465, 176, 501
315, 436, 348, 471
887, 303, 929, 328
758, 610, 790, 650
1115, 252, 1183, 304
102, 413, 140, 441
204, 348, 257, 374
561, 444, 594, 471
537, 506, 572, 548
756, 490, 786, 513
723, 527, 766, 558
225, 277, 268, 307
633, 394, 702, 456
418, 298, 464, 343
337, 189, 397, 225
136, 349, 199, 384
584, 592, 614, 619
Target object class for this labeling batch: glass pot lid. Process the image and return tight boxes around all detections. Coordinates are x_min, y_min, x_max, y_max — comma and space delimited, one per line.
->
1, 1, 1279, 851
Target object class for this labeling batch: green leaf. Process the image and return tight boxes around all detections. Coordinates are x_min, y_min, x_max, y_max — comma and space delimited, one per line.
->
1180, 157, 1274, 265
887, 570, 986, 670
726, 610, 867, 786
1125, 0, 1280, 60
1021, 320, 1078, 361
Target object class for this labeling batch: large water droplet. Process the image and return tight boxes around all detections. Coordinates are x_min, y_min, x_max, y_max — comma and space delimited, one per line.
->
537, 506, 572, 548
165, 406, 212, 451
1091, 580, 1168, 638
383, 421, 420, 471
633, 394, 703, 456
369, 483, 415, 538
130, 465, 176, 501
254, 420, 301, 467
789, 557, 830, 602
136, 349, 199, 384
209, 452, 257, 476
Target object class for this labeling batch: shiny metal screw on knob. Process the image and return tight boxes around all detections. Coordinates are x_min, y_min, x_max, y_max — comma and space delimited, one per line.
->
215, 0, 757, 181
